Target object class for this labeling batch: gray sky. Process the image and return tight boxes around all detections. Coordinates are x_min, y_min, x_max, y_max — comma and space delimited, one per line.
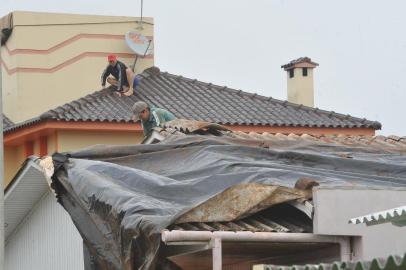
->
1, 0, 405, 135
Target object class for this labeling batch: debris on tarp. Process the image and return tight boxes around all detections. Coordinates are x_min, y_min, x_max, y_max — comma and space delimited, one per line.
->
175, 183, 307, 224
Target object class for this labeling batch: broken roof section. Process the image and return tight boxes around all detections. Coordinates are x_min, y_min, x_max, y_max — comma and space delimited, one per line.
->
151, 119, 406, 153
4, 66, 381, 133
168, 203, 312, 233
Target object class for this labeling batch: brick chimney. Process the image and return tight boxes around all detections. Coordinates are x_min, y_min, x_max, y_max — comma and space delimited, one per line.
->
281, 57, 318, 107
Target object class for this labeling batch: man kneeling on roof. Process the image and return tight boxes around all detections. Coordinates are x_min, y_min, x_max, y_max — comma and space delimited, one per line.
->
101, 54, 140, 97
132, 101, 176, 136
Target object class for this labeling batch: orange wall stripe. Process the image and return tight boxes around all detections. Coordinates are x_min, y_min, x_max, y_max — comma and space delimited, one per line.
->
39, 136, 48, 156
0, 51, 153, 75
54, 130, 58, 152
4, 121, 143, 146
4, 33, 153, 55
24, 141, 34, 157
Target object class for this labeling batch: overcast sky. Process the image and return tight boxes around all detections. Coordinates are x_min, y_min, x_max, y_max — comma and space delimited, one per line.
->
1, 0, 405, 135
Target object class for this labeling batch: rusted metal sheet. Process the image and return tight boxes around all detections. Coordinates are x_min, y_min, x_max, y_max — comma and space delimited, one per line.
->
175, 183, 308, 224
169, 203, 312, 233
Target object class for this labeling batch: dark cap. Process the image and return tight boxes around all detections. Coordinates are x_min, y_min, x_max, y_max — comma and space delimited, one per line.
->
132, 101, 148, 121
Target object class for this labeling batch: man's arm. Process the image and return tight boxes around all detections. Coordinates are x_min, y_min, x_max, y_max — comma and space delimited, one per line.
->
101, 65, 110, 87
141, 122, 149, 137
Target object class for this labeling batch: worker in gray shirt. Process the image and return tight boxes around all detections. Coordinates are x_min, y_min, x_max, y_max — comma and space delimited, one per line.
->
132, 101, 176, 136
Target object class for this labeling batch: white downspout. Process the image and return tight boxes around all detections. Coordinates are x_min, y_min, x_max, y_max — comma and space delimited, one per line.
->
0, 44, 4, 270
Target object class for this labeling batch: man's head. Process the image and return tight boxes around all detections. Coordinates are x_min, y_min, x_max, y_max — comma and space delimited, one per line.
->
132, 101, 150, 122
107, 54, 117, 66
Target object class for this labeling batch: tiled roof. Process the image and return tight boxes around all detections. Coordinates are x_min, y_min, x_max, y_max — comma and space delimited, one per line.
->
3, 114, 14, 129
154, 119, 406, 151
6, 66, 381, 132
226, 131, 406, 150
3, 116, 41, 133
256, 253, 406, 270
168, 204, 312, 233
281, 57, 319, 69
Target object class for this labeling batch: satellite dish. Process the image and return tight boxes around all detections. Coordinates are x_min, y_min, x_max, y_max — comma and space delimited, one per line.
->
125, 31, 153, 56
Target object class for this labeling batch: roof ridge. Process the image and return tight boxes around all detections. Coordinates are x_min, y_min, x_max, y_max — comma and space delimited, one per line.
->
156, 68, 381, 128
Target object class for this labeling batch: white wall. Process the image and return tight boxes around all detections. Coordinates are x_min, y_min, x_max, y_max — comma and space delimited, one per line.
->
313, 187, 406, 261
5, 191, 84, 270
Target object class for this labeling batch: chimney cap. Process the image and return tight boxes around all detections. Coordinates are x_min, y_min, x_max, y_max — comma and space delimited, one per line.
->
281, 57, 319, 70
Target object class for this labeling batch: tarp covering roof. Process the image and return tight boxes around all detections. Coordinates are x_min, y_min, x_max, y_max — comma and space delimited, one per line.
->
256, 253, 406, 270
49, 122, 406, 270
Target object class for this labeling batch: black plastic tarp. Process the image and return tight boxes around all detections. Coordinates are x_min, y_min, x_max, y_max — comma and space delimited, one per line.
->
50, 135, 406, 270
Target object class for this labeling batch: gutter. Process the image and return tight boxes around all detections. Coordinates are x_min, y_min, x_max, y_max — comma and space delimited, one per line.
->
161, 230, 351, 270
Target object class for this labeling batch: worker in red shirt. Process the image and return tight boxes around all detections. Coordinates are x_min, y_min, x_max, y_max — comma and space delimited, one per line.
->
101, 54, 139, 96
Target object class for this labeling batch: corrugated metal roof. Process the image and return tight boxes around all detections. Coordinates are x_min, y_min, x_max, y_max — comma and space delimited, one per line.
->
349, 206, 406, 227
168, 204, 313, 233
255, 253, 406, 270
4, 66, 381, 133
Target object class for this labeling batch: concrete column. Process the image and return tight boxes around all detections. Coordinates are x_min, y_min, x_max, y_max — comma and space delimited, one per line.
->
211, 237, 222, 270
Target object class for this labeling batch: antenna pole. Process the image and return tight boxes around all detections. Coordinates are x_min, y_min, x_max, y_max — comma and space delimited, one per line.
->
137, 0, 144, 30
140, 0, 143, 24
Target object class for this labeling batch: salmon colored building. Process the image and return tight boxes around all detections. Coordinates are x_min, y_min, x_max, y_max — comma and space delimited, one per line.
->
0, 11, 154, 123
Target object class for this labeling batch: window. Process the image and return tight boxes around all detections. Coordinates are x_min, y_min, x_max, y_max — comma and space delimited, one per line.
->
289, 69, 294, 78
302, 68, 308, 76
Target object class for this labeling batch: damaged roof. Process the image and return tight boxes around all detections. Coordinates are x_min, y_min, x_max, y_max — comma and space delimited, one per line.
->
5, 67, 381, 133
168, 203, 312, 233
151, 119, 406, 151
142, 119, 406, 189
